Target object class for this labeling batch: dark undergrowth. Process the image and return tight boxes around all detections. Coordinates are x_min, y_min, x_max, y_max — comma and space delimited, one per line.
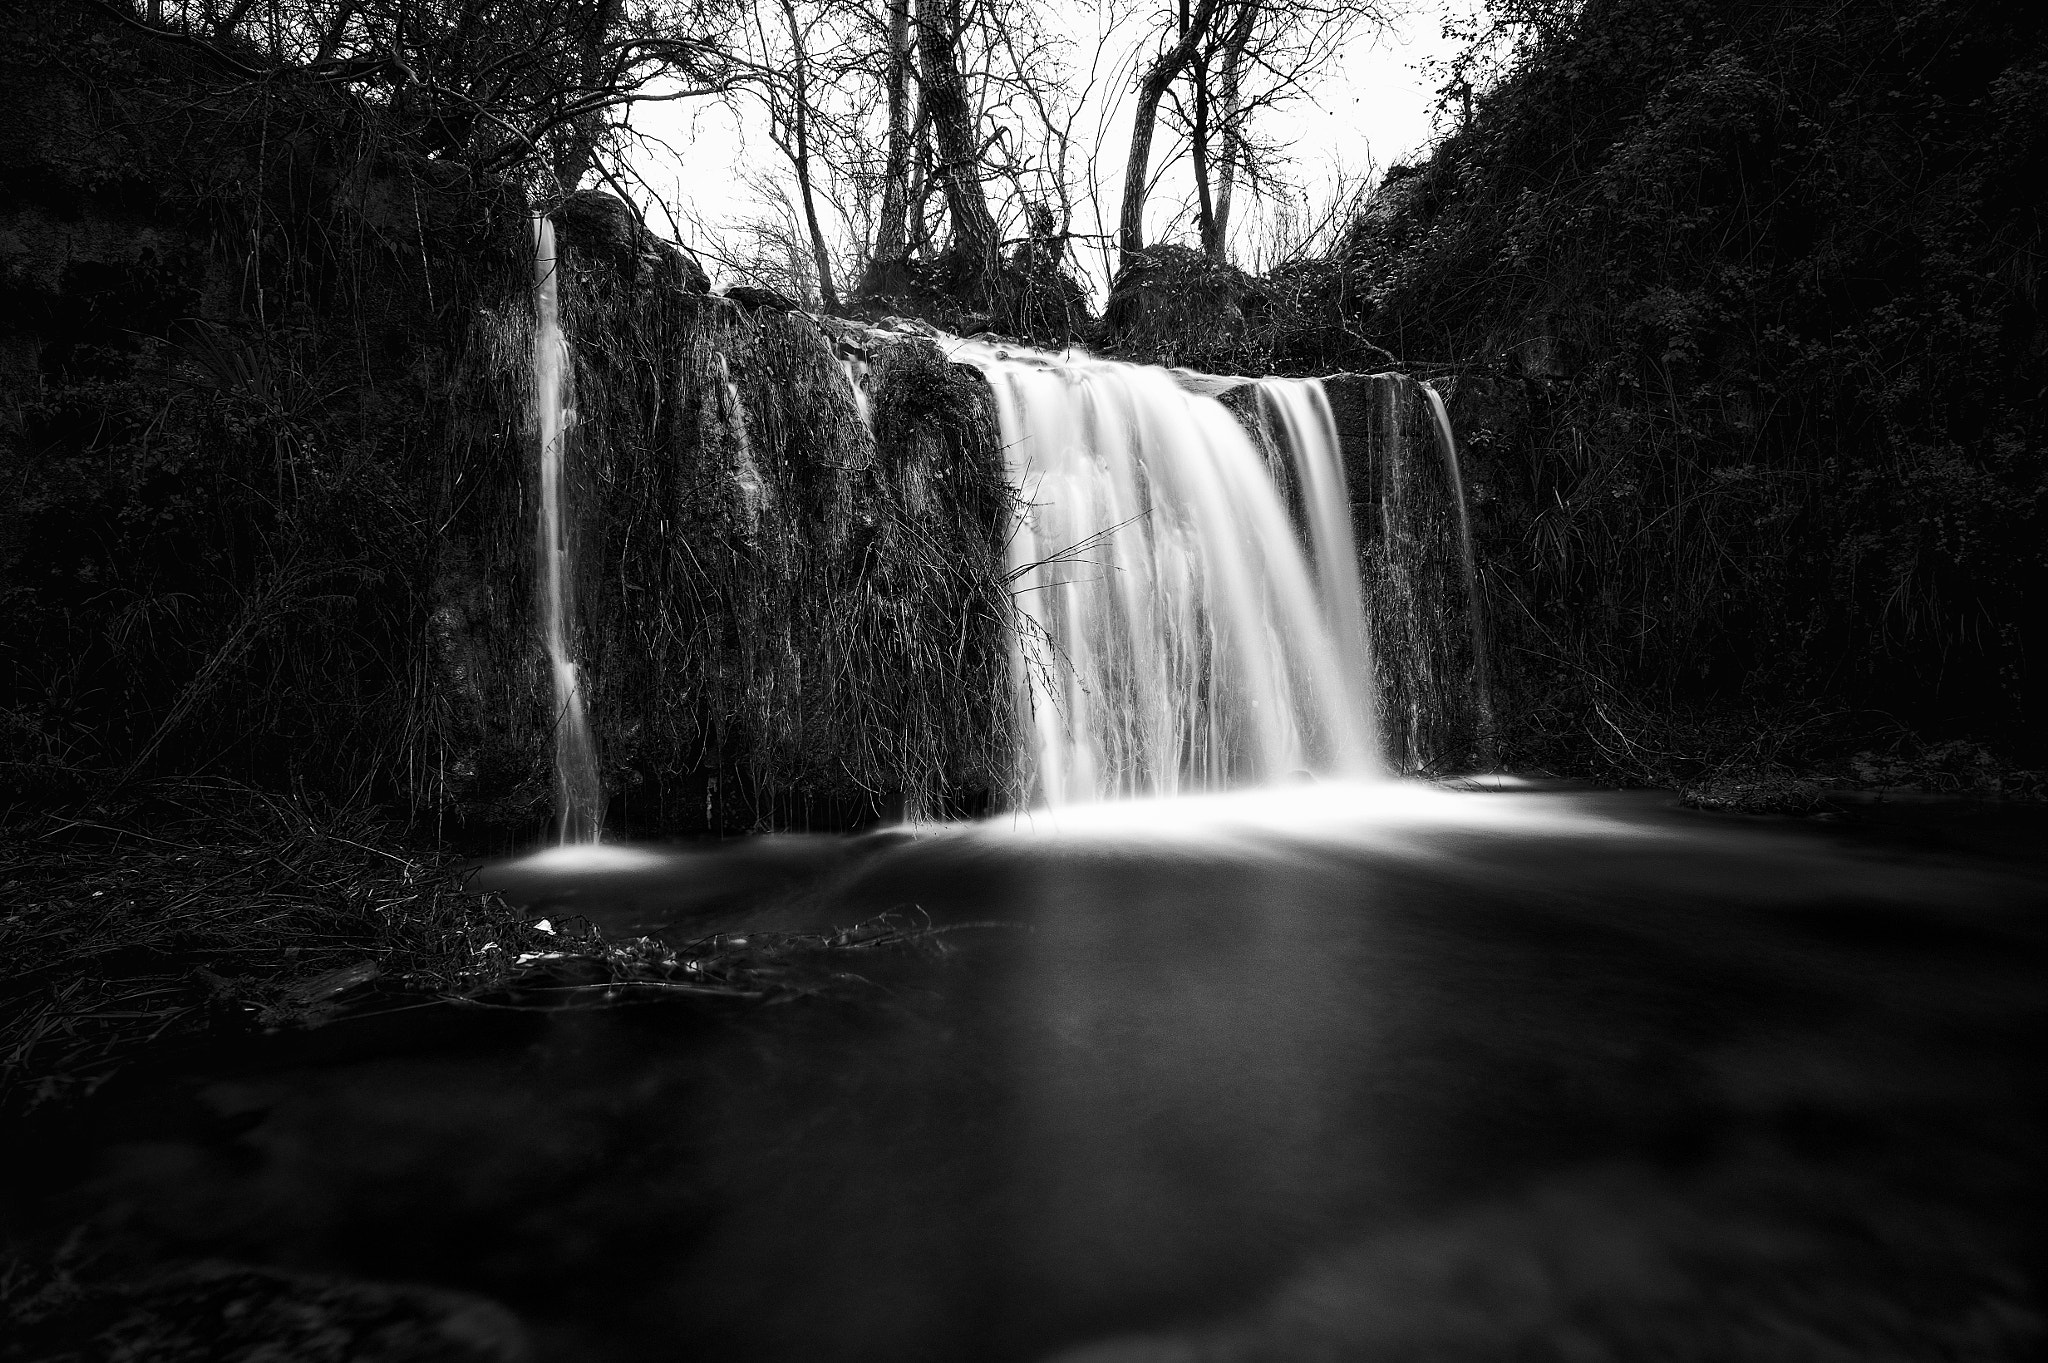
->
1, 4, 536, 824
1353, 0, 2046, 782
0, 782, 513, 1112
1502, 694, 2046, 813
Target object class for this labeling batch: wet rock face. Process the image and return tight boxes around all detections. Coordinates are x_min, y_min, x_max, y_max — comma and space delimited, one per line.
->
1320, 372, 1492, 775
429, 258, 1017, 835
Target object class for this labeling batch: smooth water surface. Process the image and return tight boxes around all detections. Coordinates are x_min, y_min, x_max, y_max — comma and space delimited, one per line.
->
8, 786, 2043, 1360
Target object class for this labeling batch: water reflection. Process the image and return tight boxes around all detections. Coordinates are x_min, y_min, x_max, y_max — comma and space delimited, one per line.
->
17, 786, 2044, 1360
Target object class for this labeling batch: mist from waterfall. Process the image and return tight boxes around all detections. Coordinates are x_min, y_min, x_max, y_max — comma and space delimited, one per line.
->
532, 216, 603, 843
956, 341, 1379, 806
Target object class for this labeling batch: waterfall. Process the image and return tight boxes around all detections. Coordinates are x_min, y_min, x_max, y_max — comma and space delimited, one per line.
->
531, 215, 603, 843
956, 341, 1379, 806
514, 279, 1486, 829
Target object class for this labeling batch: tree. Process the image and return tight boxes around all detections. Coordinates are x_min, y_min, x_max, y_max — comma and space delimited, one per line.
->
1188, 0, 1256, 258
750, 0, 845, 307
1116, 0, 1225, 264
1116, 0, 1395, 270
89, 0, 756, 189
916, 0, 1000, 296
864, 0, 915, 279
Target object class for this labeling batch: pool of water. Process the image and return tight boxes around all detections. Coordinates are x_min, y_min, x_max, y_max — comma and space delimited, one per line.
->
7, 784, 2044, 1360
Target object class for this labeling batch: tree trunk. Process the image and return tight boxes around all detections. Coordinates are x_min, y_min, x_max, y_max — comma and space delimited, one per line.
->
1206, 2, 1256, 259
1116, 0, 1225, 265
869, 0, 914, 271
905, 97, 933, 255
915, 0, 998, 296
781, 0, 840, 309
1192, 43, 1216, 257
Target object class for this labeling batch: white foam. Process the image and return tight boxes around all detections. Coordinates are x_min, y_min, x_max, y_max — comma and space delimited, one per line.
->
506, 843, 667, 873
931, 779, 1655, 853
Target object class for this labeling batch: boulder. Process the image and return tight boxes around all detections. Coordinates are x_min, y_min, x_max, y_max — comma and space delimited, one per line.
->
553, 189, 709, 293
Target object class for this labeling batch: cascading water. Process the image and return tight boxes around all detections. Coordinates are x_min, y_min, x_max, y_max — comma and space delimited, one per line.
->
1253, 380, 1375, 701
837, 350, 872, 428
1421, 383, 1496, 760
956, 341, 1379, 806
531, 215, 603, 843
713, 351, 767, 534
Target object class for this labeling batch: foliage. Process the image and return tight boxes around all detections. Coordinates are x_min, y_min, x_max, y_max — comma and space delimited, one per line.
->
1272, 0, 2046, 774
75, 0, 751, 191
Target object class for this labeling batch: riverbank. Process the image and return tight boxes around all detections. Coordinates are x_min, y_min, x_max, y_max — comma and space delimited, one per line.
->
0, 784, 537, 1113
0, 783, 949, 1116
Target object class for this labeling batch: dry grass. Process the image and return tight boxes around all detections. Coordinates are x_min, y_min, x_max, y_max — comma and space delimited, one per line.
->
0, 782, 531, 1111
0, 781, 953, 1113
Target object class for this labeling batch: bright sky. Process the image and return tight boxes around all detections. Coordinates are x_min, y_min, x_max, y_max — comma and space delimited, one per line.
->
621, 2, 1469, 296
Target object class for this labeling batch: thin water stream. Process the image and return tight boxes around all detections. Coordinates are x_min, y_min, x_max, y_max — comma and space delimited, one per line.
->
531, 217, 602, 843
1421, 382, 1496, 757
